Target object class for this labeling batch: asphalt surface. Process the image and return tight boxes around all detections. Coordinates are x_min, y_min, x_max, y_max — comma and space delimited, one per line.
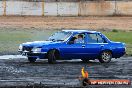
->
0, 55, 131, 88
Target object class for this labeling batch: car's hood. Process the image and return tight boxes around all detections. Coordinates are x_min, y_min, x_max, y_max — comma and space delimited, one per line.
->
22, 41, 60, 47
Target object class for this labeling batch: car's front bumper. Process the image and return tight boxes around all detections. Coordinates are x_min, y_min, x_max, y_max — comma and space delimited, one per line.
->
27, 53, 46, 59
18, 50, 47, 59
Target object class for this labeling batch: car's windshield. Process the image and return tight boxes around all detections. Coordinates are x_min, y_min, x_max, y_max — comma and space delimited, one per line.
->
48, 31, 72, 41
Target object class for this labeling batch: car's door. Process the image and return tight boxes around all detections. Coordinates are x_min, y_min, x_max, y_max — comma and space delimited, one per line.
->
84, 33, 107, 58
60, 33, 89, 59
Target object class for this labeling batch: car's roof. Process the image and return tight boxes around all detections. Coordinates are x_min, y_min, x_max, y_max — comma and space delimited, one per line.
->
62, 30, 99, 33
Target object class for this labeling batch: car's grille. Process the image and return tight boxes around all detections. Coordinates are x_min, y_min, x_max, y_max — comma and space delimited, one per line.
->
23, 46, 33, 52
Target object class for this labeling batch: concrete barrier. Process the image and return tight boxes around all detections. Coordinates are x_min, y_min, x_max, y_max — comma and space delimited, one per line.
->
0, 2, 3, 15
6, 1, 42, 15
79, 1, 116, 16
116, 1, 132, 15
0, 1, 132, 16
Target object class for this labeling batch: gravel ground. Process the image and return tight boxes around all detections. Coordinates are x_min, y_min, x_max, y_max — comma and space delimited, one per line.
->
0, 55, 131, 88
0, 16, 132, 31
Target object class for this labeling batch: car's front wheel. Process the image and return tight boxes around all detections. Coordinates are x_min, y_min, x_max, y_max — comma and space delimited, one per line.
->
48, 50, 57, 64
28, 57, 37, 63
99, 51, 112, 63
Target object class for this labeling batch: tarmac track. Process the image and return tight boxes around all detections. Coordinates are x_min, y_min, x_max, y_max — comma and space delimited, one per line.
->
0, 55, 131, 88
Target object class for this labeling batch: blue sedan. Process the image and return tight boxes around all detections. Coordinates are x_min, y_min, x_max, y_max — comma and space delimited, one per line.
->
18, 30, 126, 64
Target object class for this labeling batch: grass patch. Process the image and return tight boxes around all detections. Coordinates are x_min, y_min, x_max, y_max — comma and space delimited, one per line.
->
0, 28, 57, 55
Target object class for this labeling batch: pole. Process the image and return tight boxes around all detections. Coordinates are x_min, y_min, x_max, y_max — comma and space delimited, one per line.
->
42, 0, 44, 16
3, 0, 6, 16
115, 0, 117, 15
78, 0, 81, 16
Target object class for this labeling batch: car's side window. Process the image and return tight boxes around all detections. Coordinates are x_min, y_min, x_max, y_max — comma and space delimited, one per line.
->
87, 33, 105, 43
69, 33, 85, 44
96, 34, 105, 43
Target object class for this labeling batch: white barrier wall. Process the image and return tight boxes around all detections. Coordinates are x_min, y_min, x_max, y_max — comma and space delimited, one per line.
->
44, 2, 78, 16
0, 1, 132, 16
0, 2, 3, 15
44, 3, 58, 16
79, 1, 116, 16
6, 1, 42, 15
116, 2, 132, 15
57, 2, 78, 16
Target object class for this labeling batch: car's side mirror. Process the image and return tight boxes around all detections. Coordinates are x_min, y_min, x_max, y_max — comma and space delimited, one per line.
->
68, 41, 74, 44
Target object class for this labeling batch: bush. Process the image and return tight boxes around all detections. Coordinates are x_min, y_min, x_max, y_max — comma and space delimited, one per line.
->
112, 29, 118, 32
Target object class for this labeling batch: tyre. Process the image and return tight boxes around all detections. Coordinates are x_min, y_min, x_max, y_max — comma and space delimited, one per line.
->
48, 50, 57, 64
28, 57, 37, 63
99, 51, 112, 63
81, 59, 89, 63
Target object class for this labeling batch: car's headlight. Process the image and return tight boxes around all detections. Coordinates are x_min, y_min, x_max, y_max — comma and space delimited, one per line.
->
32, 48, 41, 53
19, 44, 23, 51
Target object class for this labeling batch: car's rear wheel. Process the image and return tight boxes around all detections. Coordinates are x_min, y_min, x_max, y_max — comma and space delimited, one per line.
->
81, 59, 89, 63
99, 51, 112, 63
28, 57, 37, 63
48, 50, 57, 64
